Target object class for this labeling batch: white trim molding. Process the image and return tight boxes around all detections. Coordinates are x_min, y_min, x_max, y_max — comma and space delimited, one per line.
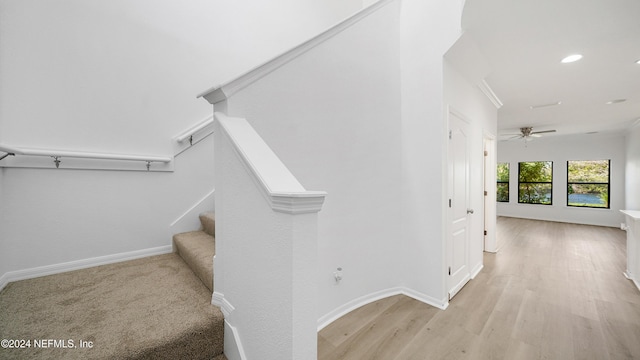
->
478, 79, 503, 109
0, 245, 173, 291
215, 112, 327, 214
173, 114, 216, 157
197, 0, 397, 104
470, 263, 484, 279
0, 143, 173, 172
224, 320, 248, 360
621, 210, 640, 292
317, 287, 448, 332
270, 192, 327, 214
169, 188, 216, 232
212, 291, 236, 318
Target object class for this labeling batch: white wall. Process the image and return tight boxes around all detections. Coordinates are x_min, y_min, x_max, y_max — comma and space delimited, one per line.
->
443, 59, 498, 277
0, 0, 361, 152
626, 124, 640, 210
0, 136, 215, 283
398, 0, 465, 305
214, 115, 324, 360
0, 0, 361, 281
222, 1, 405, 321
497, 133, 626, 227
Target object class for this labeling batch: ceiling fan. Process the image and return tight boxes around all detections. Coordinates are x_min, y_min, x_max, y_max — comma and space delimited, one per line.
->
502, 127, 556, 141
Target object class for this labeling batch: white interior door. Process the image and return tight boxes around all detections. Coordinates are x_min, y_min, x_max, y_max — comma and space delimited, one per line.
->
447, 111, 471, 300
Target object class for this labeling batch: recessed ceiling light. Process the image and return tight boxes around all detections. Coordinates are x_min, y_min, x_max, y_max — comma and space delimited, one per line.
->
561, 54, 583, 63
636, 59, 640, 64
606, 99, 626, 105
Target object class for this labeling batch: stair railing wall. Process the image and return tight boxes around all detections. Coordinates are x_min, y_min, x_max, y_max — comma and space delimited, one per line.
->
0, 115, 216, 291
213, 112, 326, 360
0, 113, 215, 172
173, 114, 215, 157
0, 143, 172, 172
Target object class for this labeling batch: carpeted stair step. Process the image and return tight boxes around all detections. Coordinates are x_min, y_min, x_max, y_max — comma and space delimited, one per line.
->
174, 231, 215, 293
0, 253, 224, 359
173, 212, 216, 293
200, 211, 215, 237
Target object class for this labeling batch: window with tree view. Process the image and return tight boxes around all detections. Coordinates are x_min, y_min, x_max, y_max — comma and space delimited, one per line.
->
567, 160, 610, 208
518, 161, 552, 205
497, 163, 509, 202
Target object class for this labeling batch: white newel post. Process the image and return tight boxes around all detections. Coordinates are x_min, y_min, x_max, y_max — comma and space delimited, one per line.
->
621, 210, 640, 291
213, 112, 326, 360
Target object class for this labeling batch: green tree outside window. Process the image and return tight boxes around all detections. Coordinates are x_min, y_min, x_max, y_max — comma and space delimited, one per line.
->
497, 163, 509, 202
518, 161, 553, 205
567, 160, 610, 208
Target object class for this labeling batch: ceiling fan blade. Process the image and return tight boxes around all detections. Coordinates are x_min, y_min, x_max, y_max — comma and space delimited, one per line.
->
530, 133, 542, 138
531, 129, 556, 134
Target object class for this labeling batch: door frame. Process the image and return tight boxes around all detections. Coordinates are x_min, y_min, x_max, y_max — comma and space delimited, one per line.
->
483, 132, 498, 253
446, 108, 472, 301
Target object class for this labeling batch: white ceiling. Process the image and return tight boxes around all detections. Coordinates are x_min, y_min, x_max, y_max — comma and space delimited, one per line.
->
460, 0, 640, 139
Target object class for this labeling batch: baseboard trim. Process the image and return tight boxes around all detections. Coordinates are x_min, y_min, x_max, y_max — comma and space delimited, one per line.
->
0, 245, 173, 291
623, 271, 640, 292
212, 291, 236, 318
169, 188, 215, 230
471, 263, 484, 279
401, 287, 449, 311
224, 320, 247, 360
317, 286, 448, 332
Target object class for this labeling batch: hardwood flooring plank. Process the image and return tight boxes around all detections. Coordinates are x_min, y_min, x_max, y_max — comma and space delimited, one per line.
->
358, 301, 439, 360
502, 339, 539, 360
319, 294, 403, 348
403, 326, 479, 360
571, 314, 610, 360
318, 218, 639, 360
320, 296, 423, 360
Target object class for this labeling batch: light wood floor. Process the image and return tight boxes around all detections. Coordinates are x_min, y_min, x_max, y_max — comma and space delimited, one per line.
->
318, 217, 640, 360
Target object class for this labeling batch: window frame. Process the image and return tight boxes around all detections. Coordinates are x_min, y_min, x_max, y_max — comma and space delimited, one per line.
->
497, 162, 510, 203
518, 161, 553, 205
566, 159, 610, 209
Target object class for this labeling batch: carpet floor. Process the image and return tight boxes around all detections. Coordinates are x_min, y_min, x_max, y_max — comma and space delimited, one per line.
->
0, 253, 224, 360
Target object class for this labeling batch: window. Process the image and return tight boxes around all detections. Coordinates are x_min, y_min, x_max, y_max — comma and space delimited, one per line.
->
518, 161, 553, 205
567, 160, 610, 208
497, 162, 509, 202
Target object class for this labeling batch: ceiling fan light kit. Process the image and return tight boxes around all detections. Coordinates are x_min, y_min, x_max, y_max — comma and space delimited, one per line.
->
501, 127, 557, 143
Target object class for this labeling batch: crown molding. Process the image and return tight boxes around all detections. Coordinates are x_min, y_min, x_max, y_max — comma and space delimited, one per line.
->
478, 79, 503, 109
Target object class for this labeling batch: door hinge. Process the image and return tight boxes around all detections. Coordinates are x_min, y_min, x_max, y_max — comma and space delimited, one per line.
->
448, 267, 451, 276
484, 150, 488, 156
449, 130, 452, 139
449, 199, 452, 208
484, 230, 487, 236
484, 190, 488, 196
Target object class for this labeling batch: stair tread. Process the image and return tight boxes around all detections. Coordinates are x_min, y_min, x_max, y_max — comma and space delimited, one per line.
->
200, 212, 215, 237
0, 253, 224, 359
174, 231, 215, 293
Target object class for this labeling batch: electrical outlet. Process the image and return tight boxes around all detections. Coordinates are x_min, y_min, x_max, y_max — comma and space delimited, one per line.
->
334, 267, 343, 283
